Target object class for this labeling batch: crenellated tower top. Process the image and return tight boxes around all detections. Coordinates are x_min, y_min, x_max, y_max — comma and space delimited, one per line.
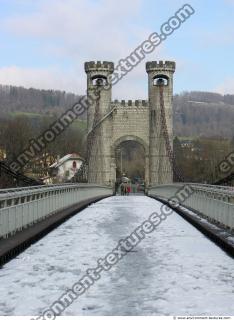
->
146, 60, 175, 73
85, 61, 114, 73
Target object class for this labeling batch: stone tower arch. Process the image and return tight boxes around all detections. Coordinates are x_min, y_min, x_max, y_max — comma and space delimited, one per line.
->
84, 60, 175, 187
112, 135, 149, 185
112, 135, 149, 154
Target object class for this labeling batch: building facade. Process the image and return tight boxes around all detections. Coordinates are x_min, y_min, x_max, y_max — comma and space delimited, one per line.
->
49, 153, 84, 183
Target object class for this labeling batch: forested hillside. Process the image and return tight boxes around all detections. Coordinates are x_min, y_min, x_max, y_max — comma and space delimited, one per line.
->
0, 85, 234, 137
0, 84, 82, 117
173, 91, 234, 138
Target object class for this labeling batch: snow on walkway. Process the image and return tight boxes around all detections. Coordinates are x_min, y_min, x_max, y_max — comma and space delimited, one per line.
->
0, 195, 233, 316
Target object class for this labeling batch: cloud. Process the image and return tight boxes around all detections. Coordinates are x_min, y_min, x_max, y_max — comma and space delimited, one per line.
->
0, 66, 79, 93
225, 0, 234, 4
215, 78, 234, 95
3, 0, 146, 60
0, 0, 169, 98
197, 29, 234, 47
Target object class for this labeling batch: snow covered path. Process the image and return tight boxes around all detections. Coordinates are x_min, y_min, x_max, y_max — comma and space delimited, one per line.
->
0, 195, 234, 316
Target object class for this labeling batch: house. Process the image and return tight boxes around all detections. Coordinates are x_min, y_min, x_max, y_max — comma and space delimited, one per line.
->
180, 139, 194, 149
49, 153, 84, 183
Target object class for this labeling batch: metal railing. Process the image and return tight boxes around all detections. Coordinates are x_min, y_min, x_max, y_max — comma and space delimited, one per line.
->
148, 183, 234, 230
0, 183, 112, 238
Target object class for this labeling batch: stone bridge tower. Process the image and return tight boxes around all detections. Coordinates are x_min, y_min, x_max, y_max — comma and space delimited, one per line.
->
146, 61, 176, 185
84, 60, 175, 187
85, 61, 114, 185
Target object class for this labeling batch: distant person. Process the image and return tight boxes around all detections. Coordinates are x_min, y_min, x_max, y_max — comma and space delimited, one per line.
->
120, 183, 128, 195
114, 181, 119, 195
127, 184, 131, 195
132, 182, 137, 193
120, 183, 125, 195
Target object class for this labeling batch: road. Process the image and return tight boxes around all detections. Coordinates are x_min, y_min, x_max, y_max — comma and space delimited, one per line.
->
0, 195, 233, 316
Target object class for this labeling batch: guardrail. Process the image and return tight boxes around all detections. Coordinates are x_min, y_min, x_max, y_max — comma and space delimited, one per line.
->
0, 183, 78, 194
0, 184, 113, 238
148, 183, 234, 230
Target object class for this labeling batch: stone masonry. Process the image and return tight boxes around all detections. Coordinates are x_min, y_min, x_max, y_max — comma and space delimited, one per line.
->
84, 60, 176, 187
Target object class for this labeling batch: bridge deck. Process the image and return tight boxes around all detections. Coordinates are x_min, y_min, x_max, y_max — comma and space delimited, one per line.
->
0, 196, 233, 316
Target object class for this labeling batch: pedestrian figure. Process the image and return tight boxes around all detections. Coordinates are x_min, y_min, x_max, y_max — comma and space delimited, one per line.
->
127, 184, 131, 195
124, 183, 128, 195
120, 183, 125, 195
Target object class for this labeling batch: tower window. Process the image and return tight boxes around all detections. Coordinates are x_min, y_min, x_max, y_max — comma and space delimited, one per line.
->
153, 74, 169, 86
91, 75, 107, 86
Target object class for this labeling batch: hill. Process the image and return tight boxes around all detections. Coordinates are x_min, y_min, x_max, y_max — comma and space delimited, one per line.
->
173, 91, 234, 138
0, 84, 84, 118
0, 85, 234, 137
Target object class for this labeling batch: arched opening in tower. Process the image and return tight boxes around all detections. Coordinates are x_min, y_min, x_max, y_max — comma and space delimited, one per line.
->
115, 140, 145, 186
91, 74, 107, 86
153, 74, 169, 86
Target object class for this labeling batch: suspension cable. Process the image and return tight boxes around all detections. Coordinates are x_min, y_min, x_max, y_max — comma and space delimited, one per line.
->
159, 85, 184, 182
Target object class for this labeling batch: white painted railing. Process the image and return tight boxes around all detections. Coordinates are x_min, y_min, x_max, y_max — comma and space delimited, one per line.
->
148, 183, 234, 230
0, 184, 112, 238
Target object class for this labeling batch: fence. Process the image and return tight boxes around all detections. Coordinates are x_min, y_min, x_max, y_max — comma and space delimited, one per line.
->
148, 183, 234, 230
0, 183, 112, 238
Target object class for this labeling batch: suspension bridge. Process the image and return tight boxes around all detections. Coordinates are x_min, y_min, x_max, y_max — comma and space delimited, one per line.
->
0, 60, 234, 316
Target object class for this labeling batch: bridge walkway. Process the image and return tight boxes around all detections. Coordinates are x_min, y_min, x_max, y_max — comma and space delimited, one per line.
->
0, 196, 233, 316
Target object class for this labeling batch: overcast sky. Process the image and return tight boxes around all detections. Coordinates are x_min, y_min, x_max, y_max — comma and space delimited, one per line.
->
0, 0, 234, 99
